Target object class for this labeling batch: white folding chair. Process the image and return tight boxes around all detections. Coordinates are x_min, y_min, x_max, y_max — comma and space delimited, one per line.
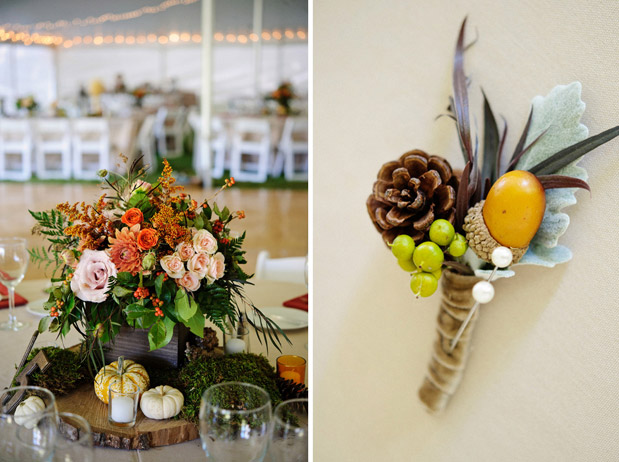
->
273, 117, 308, 181
188, 111, 228, 179
34, 119, 72, 179
229, 118, 272, 183
135, 115, 157, 170
0, 119, 33, 180
71, 118, 110, 180
156, 107, 187, 158
255, 250, 307, 285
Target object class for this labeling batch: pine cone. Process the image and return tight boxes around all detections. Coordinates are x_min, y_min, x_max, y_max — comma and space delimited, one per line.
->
276, 377, 308, 403
367, 150, 458, 246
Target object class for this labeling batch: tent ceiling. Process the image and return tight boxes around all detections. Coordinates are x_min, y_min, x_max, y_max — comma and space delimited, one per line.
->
0, 0, 308, 36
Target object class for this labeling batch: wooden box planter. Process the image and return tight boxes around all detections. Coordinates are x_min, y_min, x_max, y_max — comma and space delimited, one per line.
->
104, 324, 191, 368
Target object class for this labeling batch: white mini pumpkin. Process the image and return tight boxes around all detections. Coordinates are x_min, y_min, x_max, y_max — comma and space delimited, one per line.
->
140, 385, 184, 420
14, 396, 46, 428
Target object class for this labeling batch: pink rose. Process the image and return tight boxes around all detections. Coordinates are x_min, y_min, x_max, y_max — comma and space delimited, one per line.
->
206, 252, 225, 284
160, 253, 186, 279
176, 241, 195, 262
193, 229, 218, 255
70, 249, 117, 303
179, 271, 201, 292
187, 252, 210, 279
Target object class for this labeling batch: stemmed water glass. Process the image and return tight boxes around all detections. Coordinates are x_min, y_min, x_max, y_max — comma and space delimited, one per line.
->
0, 237, 30, 331
48, 412, 94, 462
267, 398, 308, 462
0, 386, 57, 461
200, 382, 272, 462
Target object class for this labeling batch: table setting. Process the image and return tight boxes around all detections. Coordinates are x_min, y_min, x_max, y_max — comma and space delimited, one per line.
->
0, 160, 309, 461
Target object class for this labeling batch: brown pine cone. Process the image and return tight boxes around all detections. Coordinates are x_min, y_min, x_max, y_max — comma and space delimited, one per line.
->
367, 150, 458, 246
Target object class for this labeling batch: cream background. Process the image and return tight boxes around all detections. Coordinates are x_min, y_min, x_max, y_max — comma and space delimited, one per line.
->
313, 1, 619, 461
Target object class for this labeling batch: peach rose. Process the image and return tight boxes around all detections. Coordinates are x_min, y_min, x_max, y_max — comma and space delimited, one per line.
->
160, 253, 185, 279
206, 252, 225, 284
187, 252, 210, 279
179, 271, 201, 292
121, 208, 143, 226
137, 228, 158, 251
176, 241, 195, 262
193, 229, 218, 255
71, 250, 117, 303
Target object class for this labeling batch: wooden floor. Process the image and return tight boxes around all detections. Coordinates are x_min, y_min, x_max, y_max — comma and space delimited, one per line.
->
0, 183, 308, 281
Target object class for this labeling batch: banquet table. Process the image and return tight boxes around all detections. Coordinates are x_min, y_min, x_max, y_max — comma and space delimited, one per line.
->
0, 279, 308, 461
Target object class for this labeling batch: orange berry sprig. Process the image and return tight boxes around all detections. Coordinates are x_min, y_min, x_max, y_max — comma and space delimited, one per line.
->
134, 287, 150, 300
50, 300, 64, 317
154, 307, 164, 317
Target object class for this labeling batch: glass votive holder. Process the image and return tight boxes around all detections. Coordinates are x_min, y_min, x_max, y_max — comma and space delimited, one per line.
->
224, 325, 250, 354
108, 381, 140, 428
276, 355, 306, 385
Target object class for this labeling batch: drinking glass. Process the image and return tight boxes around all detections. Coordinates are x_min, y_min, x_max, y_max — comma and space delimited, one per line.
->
200, 382, 272, 462
0, 386, 57, 461
268, 399, 309, 462
0, 237, 30, 331
49, 412, 94, 462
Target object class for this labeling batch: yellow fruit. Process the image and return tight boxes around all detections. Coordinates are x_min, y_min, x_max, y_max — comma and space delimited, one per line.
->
94, 357, 150, 404
482, 170, 545, 248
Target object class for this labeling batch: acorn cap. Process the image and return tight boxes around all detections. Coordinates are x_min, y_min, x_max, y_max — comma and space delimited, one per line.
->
462, 201, 527, 264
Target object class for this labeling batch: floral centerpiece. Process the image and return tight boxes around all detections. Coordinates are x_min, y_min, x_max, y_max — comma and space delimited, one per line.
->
265, 81, 296, 115
367, 19, 619, 412
30, 159, 284, 371
16, 95, 38, 115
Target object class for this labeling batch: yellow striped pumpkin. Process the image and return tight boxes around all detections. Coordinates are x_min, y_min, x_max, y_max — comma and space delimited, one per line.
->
94, 357, 150, 404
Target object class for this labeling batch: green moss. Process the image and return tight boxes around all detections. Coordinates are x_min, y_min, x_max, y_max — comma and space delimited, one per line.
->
176, 353, 281, 425
14, 347, 88, 396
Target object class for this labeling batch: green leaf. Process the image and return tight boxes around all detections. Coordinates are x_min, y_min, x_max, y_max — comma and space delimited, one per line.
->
515, 82, 589, 267
194, 214, 204, 230
116, 272, 133, 285
221, 206, 230, 221
38, 316, 52, 333
154, 273, 165, 298
175, 289, 196, 321
113, 286, 134, 297
124, 303, 152, 321
127, 190, 147, 209
481, 90, 499, 192
162, 316, 176, 348
528, 125, 619, 175
185, 305, 205, 337
148, 320, 167, 351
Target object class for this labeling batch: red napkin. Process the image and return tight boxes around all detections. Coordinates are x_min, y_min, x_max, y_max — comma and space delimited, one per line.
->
283, 293, 308, 312
0, 282, 29, 309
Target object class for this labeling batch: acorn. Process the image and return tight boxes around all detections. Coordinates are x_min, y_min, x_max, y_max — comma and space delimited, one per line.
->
462, 171, 546, 264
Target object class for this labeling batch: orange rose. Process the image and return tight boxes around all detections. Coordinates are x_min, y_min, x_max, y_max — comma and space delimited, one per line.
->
121, 208, 143, 226
137, 228, 158, 250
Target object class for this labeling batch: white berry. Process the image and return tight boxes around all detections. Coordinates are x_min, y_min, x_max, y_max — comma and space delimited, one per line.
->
491, 246, 513, 268
472, 281, 495, 304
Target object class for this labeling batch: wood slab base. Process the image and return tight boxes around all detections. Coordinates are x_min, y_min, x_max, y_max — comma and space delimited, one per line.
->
56, 383, 199, 450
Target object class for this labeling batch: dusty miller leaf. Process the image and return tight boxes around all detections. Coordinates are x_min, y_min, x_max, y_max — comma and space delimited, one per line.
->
515, 82, 588, 267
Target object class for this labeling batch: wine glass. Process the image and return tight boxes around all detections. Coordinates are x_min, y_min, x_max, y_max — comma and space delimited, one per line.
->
267, 399, 308, 462
200, 382, 272, 462
0, 237, 30, 331
48, 412, 94, 462
0, 386, 57, 462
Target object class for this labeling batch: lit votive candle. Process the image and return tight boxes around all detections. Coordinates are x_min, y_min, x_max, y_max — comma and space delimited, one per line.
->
111, 396, 135, 423
225, 337, 246, 354
108, 380, 140, 427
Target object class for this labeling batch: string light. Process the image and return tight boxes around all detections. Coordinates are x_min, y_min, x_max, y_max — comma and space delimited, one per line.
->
0, 27, 307, 47
0, 0, 199, 32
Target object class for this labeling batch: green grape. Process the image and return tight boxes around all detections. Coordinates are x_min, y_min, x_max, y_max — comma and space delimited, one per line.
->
391, 235, 416, 260
449, 233, 468, 257
429, 219, 456, 246
412, 241, 444, 272
431, 268, 442, 280
410, 272, 438, 297
397, 258, 417, 272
